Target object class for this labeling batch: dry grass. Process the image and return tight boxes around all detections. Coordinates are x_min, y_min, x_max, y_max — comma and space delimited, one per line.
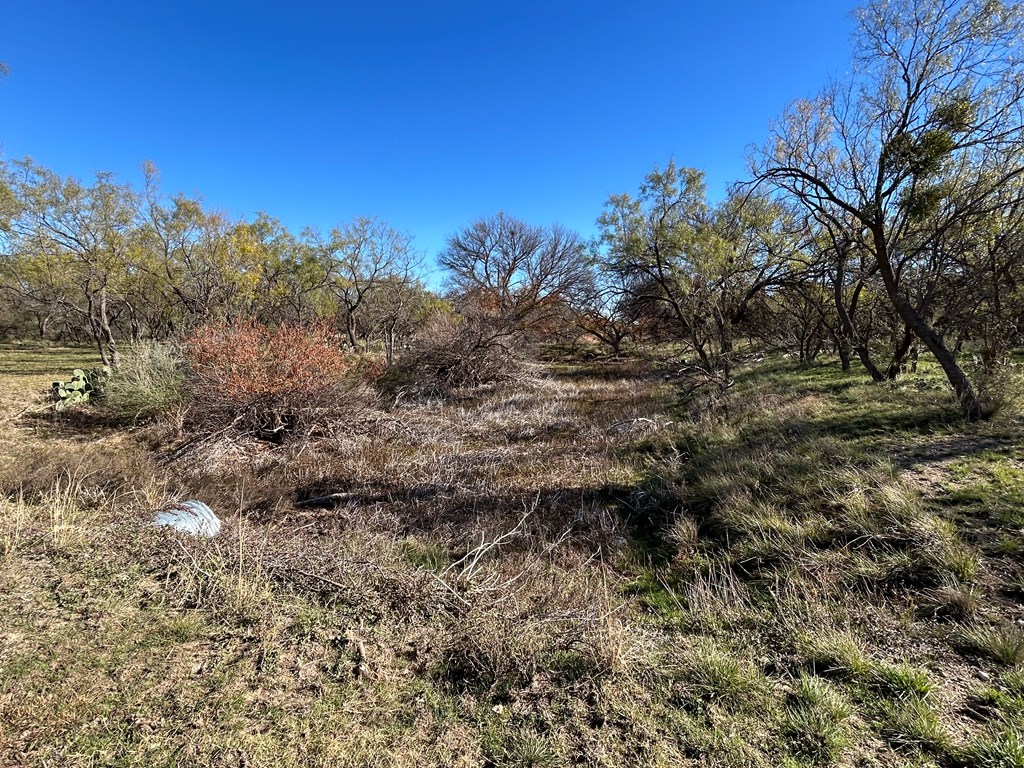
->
3, 348, 1024, 766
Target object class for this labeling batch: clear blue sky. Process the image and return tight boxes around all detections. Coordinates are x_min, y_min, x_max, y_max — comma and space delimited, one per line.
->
1, 1, 857, 283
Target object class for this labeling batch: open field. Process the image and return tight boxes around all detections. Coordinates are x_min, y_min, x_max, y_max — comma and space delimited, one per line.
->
2, 345, 1024, 767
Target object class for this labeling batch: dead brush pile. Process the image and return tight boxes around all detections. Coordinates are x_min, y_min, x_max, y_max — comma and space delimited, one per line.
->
395, 313, 525, 394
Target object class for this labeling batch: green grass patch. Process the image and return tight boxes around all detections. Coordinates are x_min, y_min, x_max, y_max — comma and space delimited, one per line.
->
781, 673, 855, 764
0, 342, 100, 380
878, 696, 952, 754
958, 625, 1024, 666
960, 723, 1024, 768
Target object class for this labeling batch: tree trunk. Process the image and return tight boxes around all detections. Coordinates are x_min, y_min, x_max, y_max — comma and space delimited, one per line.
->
344, 312, 359, 352
833, 250, 885, 381
98, 288, 119, 367
610, 334, 624, 358
886, 326, 914, 380
836, 330, 852, 371
714, 310, 734, 381
872, 231, 982, 420
385, 326, 395, 367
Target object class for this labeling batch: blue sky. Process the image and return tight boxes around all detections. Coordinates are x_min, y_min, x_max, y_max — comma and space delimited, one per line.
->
1, 1, 857, 282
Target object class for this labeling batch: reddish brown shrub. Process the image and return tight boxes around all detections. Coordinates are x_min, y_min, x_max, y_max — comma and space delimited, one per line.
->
184, 320, 368, 439
354, 353, 388, 386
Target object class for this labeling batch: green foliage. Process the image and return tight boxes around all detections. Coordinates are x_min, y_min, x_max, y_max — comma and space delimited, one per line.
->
900, 183, 950, 221
971, 684, 1024, 721
948, 450, 1024, 528
50, 365, 110, 411
932, 98, 975, 134
971, 363, 1024, 419
1005, 667, 1024, 697
882, 128, 956, 180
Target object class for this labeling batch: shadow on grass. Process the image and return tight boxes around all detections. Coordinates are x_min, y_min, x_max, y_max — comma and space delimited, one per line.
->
546, 361, 657, 382
286, 476, 662, 558
806, 406, 957, 441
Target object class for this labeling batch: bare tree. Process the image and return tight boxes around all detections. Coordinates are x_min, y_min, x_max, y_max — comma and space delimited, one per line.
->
356, 277, 437, 365
440, 212, 588, 339
567, 257, 635, 357
309, 217, 419, 351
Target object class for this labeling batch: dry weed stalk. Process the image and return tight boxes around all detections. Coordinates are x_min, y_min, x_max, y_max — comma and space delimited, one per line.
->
441, 502, 535, 595
0, 490, 29, 559
47, 469, 87, 551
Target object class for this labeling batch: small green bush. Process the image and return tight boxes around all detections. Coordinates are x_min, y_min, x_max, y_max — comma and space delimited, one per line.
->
104, 342, 185, 422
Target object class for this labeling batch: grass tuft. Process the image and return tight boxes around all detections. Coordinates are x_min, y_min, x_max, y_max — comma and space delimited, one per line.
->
869, 661, 934, 699
921, 581, 982, 620
781, 673, 854, 764
878, 696, 951, 753
796, 629, 872, 678
0, 491, 30, 559
959, 625, 1024, 666
959, 723, 1024, 768
675, 639, 768, 708
489, 731, 562, 768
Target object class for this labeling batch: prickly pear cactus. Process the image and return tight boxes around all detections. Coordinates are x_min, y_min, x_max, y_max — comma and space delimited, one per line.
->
51, 365, 112, 411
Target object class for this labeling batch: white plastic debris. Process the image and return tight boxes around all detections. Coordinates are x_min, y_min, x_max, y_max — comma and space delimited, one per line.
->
154, 500, 221, 538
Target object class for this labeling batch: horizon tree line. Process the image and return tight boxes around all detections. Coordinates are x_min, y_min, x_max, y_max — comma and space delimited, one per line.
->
0, 0, 1021, 419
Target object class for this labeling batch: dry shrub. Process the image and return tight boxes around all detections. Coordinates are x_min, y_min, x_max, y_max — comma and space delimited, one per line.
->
354, 352, 388, 385
0, 438, 161, 504
398, 313, 521, 392
104, 341, 185, 422
425, 535, 634, 697
184, 320, 370, 439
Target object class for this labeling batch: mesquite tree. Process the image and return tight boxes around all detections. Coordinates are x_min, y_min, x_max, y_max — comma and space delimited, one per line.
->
599, 163, 797, 379
756, 0, 1024, 419
440, 212, 589, 340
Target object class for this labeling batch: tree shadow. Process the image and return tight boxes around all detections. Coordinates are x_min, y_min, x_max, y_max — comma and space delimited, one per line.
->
284, 475, 650, 559
546, 360, 657, 382
889, 434, 1021, 470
